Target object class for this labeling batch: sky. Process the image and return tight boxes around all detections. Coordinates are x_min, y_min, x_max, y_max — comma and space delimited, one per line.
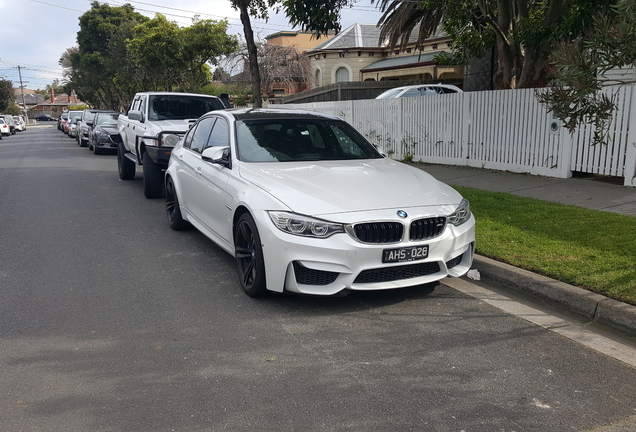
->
0, 0, 383, 91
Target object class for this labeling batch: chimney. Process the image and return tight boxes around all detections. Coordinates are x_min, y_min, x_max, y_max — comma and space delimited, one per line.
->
51, 88, 55, 103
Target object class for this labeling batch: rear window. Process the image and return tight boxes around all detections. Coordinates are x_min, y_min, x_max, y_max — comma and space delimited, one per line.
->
148, 95, 225, 121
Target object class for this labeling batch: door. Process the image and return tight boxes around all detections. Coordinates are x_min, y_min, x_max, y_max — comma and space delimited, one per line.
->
195, 117, 233, 244
176, 117, 216, 224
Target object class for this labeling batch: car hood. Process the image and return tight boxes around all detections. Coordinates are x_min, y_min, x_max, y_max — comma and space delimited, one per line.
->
238, 158, 462, 216
156, 119, 197, 132
96, 125, 118, 133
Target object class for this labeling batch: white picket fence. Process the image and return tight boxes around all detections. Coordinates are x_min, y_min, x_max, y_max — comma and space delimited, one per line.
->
278, 86, 636, 187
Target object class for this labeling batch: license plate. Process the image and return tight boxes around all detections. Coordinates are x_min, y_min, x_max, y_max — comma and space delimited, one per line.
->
382, 245, 429, 263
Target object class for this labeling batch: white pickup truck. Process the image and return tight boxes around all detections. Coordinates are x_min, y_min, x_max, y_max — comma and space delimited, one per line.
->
117, 92, 226, 198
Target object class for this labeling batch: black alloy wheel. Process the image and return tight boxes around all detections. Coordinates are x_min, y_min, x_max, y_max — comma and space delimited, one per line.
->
234, 213, 267, 297
165, 177, 187, 230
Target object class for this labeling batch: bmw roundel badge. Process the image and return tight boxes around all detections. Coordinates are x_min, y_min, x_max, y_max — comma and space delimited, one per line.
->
397, 210, 408, 218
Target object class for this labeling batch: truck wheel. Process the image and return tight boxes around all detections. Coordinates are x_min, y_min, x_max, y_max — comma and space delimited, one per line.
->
143, 150, 164, 199
117, 142, 135, 180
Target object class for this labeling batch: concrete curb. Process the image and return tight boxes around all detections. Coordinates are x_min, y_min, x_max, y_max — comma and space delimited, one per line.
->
473, 255, 636, 337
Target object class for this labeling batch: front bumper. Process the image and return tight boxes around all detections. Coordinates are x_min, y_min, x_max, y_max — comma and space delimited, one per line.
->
145, 146, 172, 168
94, 134, 122, 149
254, 210, 476, 296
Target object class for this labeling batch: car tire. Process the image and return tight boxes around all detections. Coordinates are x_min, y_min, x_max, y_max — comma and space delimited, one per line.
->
117, 142, 135, 180
79, 137, 87, 147
88, 141, 93, 151
93, 142, 101, 155
234, 213, 268, 297
165, 177, 188, 230
142, 150, 163, 199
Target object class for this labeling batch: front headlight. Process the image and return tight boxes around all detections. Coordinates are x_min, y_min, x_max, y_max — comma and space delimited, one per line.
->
95, 130, 108, 137
268, 211, 345, 238
161, 134, 181, 147
447, 199, 471, 226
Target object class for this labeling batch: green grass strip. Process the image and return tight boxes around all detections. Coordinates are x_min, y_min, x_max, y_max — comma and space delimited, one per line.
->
453, 186, 636, 306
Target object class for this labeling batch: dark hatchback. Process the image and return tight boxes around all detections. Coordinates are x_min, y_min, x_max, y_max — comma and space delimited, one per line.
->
88, 112, 122, 155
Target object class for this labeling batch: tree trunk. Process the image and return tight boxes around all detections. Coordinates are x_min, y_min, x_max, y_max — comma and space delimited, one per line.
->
517, 0, 574, 88
237, 0, 262, 108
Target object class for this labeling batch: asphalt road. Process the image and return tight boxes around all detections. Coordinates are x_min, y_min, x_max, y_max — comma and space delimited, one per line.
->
1, 125, 635, 432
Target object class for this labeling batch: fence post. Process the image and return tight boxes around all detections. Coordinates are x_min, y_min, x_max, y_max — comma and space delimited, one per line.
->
624, 84, 636, 187
558, 124, 573, 179
461, 91, 471, 166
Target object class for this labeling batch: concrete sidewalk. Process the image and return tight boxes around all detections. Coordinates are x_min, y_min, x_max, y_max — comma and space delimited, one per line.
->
417, 163, 636, 217
412, 163, 636, 337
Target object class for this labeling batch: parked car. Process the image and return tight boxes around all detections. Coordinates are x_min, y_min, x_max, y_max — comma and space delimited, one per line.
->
88, 112, 121, 154
77, 109, 113, 147
68, 117, 79, 138
35, 114, 55, 121
0, 118, 8, 137
165, 108, 475, 298
117, 91, 226, 198
64, 110, 82, 135
57, 112, 69, 131
1, 115, 16, 135
375, 84, 463, 99
13, 116, 25, 131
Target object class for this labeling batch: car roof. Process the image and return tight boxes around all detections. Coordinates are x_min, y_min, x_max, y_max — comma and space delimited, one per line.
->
220, 108, 341, 122
135, 92, 221, 99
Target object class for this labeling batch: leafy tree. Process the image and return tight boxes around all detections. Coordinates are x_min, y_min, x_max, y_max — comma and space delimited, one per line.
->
5, 105, 21, 116
283, 0, 356, 35
537, 0, 634, 145
212, 67, 231, 82
371, 0, 616, 90
0, 80, 15, 112
127, 14, 185, 92
182, 19, 239, 92
65, 2, 149, 109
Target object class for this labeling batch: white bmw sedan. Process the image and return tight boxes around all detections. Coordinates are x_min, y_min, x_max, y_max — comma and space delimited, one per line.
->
165, 108, 475, 297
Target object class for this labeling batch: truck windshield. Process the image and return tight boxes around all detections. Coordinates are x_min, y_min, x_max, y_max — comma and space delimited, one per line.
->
148, 95, 225, 121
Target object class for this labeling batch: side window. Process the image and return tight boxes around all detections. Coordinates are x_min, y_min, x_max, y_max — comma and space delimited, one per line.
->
131, 99, 140, 112
205, 118, 229, 150
189, 117, 216, 154
139, 97, 147, 115
182, 124, 197, 149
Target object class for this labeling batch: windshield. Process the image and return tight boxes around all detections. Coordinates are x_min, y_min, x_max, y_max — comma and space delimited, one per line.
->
96, 113, 120, 126
236, 118, 383, 163
148, 95, 225, 121
376, 88, 404, 99
69, 111, 83, 119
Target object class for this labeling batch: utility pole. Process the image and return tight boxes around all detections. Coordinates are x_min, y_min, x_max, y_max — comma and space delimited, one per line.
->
16, 66, 28, 120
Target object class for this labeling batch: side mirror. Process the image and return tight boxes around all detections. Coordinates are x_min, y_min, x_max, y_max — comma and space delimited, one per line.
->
128, 110, 144, 122
202, 146, 230, 167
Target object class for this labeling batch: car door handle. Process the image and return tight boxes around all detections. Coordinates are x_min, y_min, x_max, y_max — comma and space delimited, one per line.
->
195, 166, 202, 175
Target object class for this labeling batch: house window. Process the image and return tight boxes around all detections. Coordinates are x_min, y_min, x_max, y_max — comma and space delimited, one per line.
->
315, 69, 322, 86
335, 67, 349, 83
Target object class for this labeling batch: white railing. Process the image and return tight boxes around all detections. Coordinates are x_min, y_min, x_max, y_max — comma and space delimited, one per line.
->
280, 86, 636, 187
